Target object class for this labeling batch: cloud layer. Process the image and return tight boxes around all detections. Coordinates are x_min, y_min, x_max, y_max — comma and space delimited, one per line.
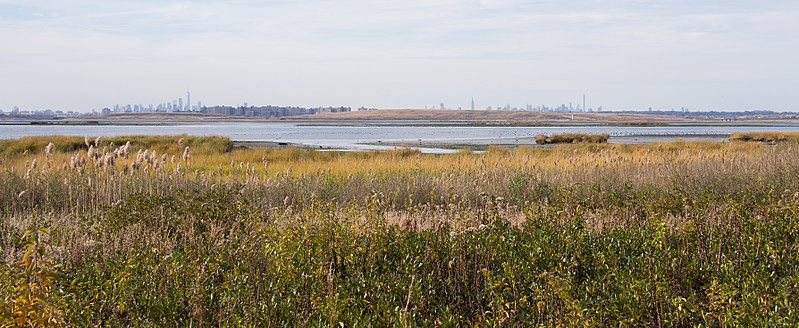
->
1, 0, 797, 111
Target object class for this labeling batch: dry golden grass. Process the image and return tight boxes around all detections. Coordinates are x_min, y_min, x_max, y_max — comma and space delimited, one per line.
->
0, 136, 767, 179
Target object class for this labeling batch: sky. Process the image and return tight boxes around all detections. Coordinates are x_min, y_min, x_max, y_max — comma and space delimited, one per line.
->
0, 0, 797, 112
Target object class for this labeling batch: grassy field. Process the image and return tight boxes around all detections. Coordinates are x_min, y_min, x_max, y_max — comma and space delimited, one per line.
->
2, 135, 799, 326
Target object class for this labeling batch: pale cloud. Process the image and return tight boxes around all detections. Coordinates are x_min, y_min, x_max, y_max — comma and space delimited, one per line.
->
0, 0, 797, 111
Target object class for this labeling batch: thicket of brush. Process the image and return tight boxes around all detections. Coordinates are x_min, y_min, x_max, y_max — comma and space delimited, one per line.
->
2, 135, 799, 326
730, 131, 799, 143
535, 133, 609, 144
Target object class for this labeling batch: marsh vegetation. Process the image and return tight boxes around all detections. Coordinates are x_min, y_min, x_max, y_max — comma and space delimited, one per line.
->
534, 133, 609, 144
730, 131, 799, 143
2, 135, 799, 326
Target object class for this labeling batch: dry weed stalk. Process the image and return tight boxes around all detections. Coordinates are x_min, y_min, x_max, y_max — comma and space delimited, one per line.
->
183, 146, 191, 164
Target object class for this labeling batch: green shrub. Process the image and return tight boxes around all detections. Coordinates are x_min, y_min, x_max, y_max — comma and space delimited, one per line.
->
730, 132, 799, 143
536, 133, 609, 144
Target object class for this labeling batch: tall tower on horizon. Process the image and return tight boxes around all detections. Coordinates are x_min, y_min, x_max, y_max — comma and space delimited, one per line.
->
471, 97, 475, 110
186, 91, 191, 111
583, 95, 586, 113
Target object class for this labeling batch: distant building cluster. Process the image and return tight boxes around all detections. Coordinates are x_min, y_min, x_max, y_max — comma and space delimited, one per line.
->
0, 106, 81, 118
431, 96, 603, 113
102, 91, 201, 115
203, 105, 351, 117
430, 103, 604, 113
610, 110, 799, 121
96, 91, 353, 118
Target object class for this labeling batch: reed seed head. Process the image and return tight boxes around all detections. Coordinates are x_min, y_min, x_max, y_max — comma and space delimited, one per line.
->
44, 142, 55, 158
183, 146, 191, 163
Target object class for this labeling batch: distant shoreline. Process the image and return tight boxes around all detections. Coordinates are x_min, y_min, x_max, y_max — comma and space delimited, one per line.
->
3, 119, 799, 128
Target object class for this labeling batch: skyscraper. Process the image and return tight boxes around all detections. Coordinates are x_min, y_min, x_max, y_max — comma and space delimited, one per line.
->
583, 95, 586, 113
471, 97, 475, 110
186, 91, 191, 111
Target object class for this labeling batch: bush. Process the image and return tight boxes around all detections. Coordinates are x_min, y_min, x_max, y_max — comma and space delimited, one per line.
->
535, 133, 608, 144
730, 132, 799, 143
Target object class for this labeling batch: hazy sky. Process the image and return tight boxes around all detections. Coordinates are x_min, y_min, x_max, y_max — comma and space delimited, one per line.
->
1, 0, 797, 112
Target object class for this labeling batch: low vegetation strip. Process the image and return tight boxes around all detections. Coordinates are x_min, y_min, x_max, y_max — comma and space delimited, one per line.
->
535, 133, 609, 144
730, 131, 799, 143
1, 135, 798, 325
0, 134, 233, 157
302, 108, 688, 123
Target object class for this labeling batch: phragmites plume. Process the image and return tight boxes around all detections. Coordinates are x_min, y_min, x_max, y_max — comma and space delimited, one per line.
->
44, 142, 55, 159
161, 154, 168, 163
114, 141, 130, 159
182, 146, 191, 163
102, 152, 115, 169
147, 150, 158, 165
70, 154, 86, 170
178, 138, 184, 147
30, 159, 38, 170
87, 145, 98, 162
84, 135, 91, 147
122, 141, 131, 159
95, 136, 102, 147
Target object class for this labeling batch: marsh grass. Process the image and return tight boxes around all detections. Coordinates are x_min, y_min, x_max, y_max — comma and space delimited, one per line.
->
730, 131, 799, 143
1, 135, 799, 326
0, 135, 232, 157
535, 133, 609, 144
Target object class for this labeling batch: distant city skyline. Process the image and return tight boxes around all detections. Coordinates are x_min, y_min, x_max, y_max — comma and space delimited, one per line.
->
4, 93, 794, 114
1, 0, 798, 112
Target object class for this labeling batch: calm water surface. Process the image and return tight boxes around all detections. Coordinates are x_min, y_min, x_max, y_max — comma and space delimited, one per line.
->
3, 122, 799, 152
